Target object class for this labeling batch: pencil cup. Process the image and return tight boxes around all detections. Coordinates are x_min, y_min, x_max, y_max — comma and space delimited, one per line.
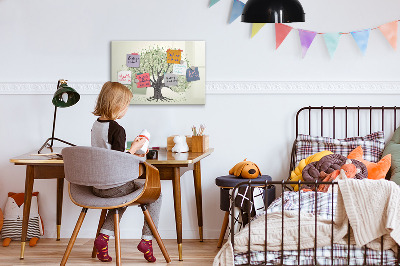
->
191, 135, 209, 153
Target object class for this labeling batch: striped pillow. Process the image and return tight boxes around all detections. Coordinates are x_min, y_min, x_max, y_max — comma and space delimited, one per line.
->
294, 131, 385, 166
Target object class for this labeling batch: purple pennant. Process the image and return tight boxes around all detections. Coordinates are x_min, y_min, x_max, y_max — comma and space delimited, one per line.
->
298, 29, 317, 58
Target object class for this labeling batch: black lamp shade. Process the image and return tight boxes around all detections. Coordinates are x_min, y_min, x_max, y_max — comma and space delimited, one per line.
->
52, 84, 80, 108
242, 0, 305, 23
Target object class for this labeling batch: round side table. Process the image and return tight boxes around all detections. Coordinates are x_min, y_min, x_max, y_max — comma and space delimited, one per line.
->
215, 175, 275, 248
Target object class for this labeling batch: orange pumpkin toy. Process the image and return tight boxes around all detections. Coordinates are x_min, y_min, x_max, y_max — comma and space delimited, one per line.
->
229, 159, 261, 179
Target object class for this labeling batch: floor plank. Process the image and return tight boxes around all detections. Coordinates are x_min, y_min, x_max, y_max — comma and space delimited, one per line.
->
0, 239, 221, 265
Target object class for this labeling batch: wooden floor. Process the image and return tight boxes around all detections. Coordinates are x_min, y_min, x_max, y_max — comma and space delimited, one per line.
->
0, 239, 221, 265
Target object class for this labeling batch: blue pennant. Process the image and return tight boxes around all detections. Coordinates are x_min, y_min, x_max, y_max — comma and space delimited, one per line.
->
351, 29, 371, 55
229, 0, 245, 23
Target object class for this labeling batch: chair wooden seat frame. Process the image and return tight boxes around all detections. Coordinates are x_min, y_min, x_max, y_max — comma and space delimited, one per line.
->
60, 162, 171, 265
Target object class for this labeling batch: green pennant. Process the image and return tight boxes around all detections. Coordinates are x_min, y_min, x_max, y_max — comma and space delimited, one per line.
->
209, 0, 221, 7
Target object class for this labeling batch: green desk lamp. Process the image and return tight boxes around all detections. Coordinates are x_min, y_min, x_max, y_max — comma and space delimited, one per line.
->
38, 79, 80, 154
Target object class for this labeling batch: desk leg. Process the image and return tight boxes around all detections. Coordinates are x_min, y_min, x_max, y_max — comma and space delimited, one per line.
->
56, 178, 64, 241
20, 165, 35, 259
193, 161, 203, 242
172, 167, 183, 261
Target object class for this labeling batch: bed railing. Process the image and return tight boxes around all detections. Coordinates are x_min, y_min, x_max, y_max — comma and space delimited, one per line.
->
230, 180, 400, 266
289, 106, 400, 185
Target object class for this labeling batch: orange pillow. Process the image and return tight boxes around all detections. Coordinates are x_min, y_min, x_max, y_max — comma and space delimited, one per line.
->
347, 146, 391, 180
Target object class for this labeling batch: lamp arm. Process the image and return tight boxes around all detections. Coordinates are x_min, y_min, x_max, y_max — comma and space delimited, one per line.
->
50, 105, 57, 148
50, 79, 61, 148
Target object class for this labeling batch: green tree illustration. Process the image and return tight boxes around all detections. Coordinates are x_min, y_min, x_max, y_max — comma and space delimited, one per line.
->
127, 46, 191, 102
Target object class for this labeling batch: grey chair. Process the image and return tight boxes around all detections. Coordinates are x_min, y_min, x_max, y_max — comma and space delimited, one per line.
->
60, 146, 171, 265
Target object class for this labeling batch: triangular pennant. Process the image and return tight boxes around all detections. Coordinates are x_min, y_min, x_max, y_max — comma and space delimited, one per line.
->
378, 21, 398, 50
351, 29, 370, 55
229, 0, 245, 24
209, 0, 220, 7
323, 33, 341, 58
275, 23, 293, 49
251, 23, 266, 38
298, 29, 317, 58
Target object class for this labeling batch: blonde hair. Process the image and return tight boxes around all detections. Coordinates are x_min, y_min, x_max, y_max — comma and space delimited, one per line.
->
93, 82, 133, 120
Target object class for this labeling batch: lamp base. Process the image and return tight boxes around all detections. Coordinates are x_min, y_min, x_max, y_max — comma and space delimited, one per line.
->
38, 137, 76, 154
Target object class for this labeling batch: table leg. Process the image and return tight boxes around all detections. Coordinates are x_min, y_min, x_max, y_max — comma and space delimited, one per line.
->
193, 161, 203, 242
172, 167, 183, 261
56, 178, 64, 241
20, 165, 35, 259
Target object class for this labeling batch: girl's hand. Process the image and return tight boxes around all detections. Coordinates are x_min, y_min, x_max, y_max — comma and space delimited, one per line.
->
129, 137, 147, 155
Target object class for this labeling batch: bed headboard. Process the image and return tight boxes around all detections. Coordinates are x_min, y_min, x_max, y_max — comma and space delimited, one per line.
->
290, 106, 400, 179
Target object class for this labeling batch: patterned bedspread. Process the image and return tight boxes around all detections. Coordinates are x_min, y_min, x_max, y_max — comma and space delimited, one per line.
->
234, 191, 397, 265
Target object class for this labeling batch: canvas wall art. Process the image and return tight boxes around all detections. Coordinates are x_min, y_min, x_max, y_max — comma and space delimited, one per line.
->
111, 41, 205, 105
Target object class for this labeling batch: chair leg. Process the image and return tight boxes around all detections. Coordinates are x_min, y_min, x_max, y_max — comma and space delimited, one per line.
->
114, 209, 121, 266
91, 209, 108, 258
141, 205, 171, 263
60, 208, 88, 266
217, 211, 230, 248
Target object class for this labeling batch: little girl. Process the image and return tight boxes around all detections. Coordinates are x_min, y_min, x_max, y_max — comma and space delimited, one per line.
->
91, 81, 162, 263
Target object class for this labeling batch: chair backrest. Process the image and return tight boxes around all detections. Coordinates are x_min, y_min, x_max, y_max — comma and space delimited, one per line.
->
62, 146, 145, 188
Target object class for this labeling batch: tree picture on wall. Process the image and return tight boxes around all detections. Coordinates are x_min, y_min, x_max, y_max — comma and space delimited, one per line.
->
111, 41, 205, 105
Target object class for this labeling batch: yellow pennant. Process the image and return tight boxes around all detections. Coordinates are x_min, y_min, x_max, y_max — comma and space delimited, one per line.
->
251, 23, 266, 38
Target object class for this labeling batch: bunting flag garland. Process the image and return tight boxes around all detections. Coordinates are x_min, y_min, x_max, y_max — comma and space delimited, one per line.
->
251, 23, 266, 38
323, 33, 341, 58
275, 23, 293, 49
229, 0, 245, 24
351, 29, 370, 55
209, 0, 220, 7
298, 30, 317, 58
378, 21, 398, 50
211, 5, 400, 57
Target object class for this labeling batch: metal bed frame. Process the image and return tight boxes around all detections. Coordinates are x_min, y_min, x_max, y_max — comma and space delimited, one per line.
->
230, 106, 400, 266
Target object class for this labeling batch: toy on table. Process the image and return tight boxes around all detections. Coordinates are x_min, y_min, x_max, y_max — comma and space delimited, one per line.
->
1, 192, 44, 247
172, 135, 189, 153
229, 159, 261, 179
135, 129, 150, 155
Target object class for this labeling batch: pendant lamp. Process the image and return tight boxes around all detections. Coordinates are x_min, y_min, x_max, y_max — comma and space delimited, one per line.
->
242, 0, 305, 23
38, 79, 80, 154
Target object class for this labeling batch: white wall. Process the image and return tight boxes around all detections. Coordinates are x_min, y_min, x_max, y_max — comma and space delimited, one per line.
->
1, 0, 400, 240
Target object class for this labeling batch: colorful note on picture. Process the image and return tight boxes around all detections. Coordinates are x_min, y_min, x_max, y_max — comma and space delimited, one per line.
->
166, 49, 182, 64
164, 73, 179, 86
126, 53, 140, 67
173, 61, 187, 75
136, 73, 151, 88
117, 71, 132, 85
186, 67, 200, 82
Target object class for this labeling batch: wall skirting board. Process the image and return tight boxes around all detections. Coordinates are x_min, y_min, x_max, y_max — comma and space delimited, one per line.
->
0, 81, 399, 95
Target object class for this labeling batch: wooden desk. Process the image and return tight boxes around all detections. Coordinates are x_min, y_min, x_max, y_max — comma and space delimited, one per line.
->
146, 148, 213, 260
9, 148, 64, 259
10, 147, 213, 261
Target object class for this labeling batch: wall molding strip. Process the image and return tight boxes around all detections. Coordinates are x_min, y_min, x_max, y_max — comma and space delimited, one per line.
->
0, 81, 399, 95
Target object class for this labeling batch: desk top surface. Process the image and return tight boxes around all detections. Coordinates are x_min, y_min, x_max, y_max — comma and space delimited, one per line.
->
10, 147, 214, 166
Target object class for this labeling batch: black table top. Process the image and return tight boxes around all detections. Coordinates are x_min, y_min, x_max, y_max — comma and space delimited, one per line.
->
215, 175, 272, 188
